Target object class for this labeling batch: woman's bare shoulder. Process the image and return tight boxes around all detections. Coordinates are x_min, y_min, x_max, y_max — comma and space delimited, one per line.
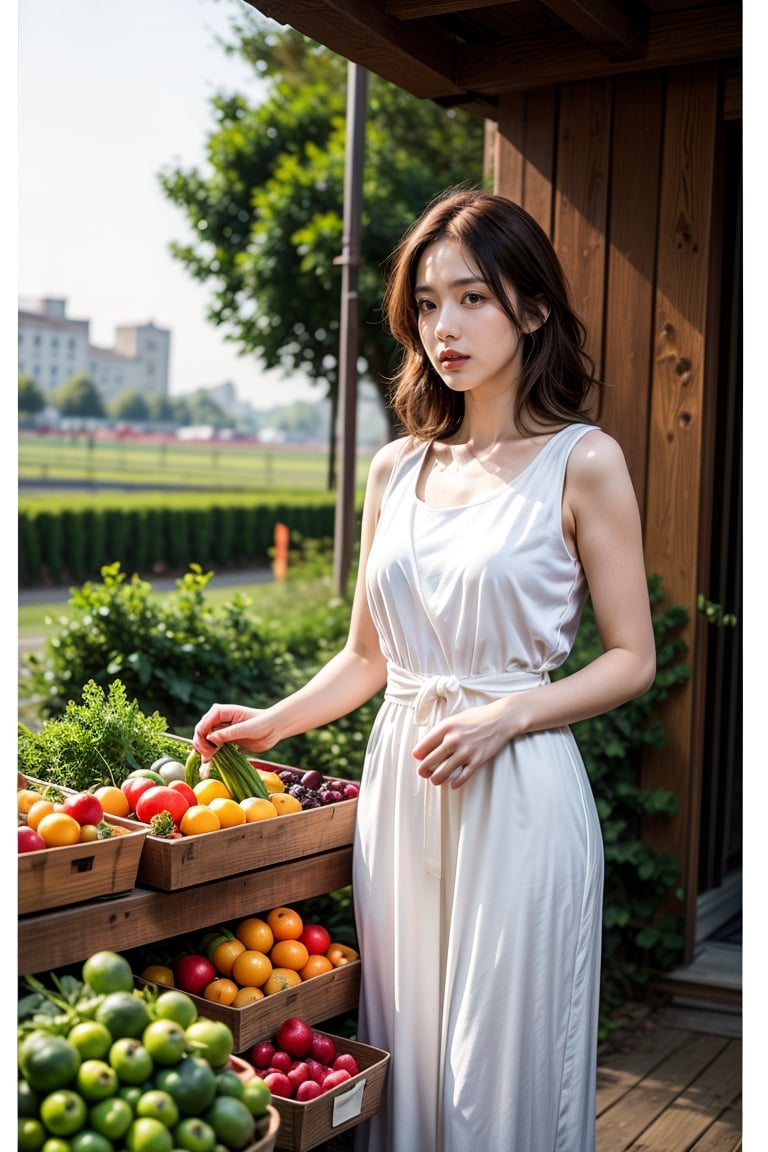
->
368, 435, 422, 484
568, 428, 629, 483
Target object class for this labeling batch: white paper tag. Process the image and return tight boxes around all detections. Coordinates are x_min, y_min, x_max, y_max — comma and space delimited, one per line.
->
331, 1077, 366, 1127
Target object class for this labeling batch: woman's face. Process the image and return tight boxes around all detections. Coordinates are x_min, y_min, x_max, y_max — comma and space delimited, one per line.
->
414, 237, 527, 400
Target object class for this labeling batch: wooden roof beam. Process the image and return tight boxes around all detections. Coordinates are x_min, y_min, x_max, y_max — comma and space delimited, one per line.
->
539, 0, 649, 61
457, 4, 741, 93
248, 0, 463, 100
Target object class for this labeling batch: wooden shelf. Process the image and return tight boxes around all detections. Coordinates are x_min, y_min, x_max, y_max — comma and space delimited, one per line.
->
18, 847, 353, 975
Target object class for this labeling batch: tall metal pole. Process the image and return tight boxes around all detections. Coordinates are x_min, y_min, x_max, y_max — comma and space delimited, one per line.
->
333, 62, 368, 595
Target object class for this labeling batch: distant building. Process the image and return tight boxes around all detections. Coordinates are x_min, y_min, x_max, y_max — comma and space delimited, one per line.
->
18, 297, 171, 404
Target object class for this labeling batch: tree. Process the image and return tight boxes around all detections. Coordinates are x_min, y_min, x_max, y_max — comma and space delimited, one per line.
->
19, 373, 46, 418
108, 389, 150, 422
158, 16, 485, 433
51, 374, 105, 419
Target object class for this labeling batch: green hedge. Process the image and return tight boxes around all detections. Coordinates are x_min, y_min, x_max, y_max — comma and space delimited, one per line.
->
18, 500, 339, 585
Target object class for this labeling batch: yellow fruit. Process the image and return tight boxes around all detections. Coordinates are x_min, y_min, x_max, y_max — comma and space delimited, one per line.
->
269, 793, 302, 816
240, 797, 277, 823
180, 805, 221, 835
94, 785, 131, 818
36, 812, 81, 847
193, 779, 232, 805
256, 770, 285, 794
208, 797, 246, 828
17, 788, 42, 815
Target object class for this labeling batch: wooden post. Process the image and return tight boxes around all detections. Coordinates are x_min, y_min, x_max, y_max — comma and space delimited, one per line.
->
274, 522, 289, 582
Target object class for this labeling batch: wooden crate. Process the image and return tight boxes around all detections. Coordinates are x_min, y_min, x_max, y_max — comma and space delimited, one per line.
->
135, 799, 356, 891
244, 1033, 390, 1152
18, 819, 148, 914
138, 960, 360, 1051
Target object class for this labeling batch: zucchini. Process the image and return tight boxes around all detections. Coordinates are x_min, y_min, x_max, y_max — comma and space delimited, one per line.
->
210, 744, 271, 802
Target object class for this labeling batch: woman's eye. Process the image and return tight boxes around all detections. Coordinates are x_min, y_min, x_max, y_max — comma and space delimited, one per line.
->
463, 291, 484, 305
416, 299, 435, 313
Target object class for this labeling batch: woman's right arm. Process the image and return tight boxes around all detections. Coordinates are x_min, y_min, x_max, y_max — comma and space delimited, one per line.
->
192, 439, 403, 760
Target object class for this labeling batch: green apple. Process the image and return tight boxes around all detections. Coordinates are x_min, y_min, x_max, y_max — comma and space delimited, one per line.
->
108, 1038, 154, 1085
135, 1089, 180, 1129
39, 1090, 88, 1137
125, 1117, 174, 1152
213, 1069, 244, 1100
75, 1060, 119, 1103
184, 1020, 233, 1072
18, 1078, 41, 1118
142, 1019, 187, 1067
67, 1022, 113, 1062
172, 1117, 217, 1152
241, 1077, 271, 1118
41, 1139, 70, 1152
18, 1117, 46, 1152
69, 1132, 113, 1152
153, 990, 197, 1030
202, 1097, 255, 1150
88, 1095, 134, 1141
154, 1056, 216, 1117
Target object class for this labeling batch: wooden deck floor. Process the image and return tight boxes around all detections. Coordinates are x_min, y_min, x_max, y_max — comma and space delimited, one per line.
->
596, 1003, 742, 1151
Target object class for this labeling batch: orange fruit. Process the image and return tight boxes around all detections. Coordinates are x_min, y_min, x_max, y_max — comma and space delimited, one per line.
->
269, 793, 302, 816
231, 986, 265, 1007
231, 950, 273, 989
299, 954, 334, 980
208, 797, 246, 828
262, 967, 302, 996
193, 779, 232, 805
240, 797, 277, 823
26, 798, 55, 831
235, 918, 274, 954
202, 978, 239, 1005
78, 824, 100, 843
17, 788, 42, 815
141, 965, 175, 987
269, 939, 309, 972
94, 785, 130, 819
266, 906, 303, 941
210, 938, 247, 977
180, 805, 221, 836
36, 811, 81, 847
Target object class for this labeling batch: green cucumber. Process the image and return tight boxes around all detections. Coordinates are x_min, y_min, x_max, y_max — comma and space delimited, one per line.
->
126, 768, 167, 786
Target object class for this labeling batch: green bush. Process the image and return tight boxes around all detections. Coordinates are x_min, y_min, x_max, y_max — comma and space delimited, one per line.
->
20, 560, 688, 1030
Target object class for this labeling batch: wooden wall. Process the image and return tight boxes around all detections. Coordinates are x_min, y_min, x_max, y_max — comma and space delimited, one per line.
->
490, 63, 726, 954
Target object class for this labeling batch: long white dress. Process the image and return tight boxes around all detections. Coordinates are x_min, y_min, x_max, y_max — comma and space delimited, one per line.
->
352, 424, 604, 1152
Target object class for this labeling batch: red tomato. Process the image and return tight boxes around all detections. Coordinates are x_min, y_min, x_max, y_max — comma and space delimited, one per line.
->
59, 791, 104, 828
135, 785, 190, 826
168, 780, 197, 808
121, 776, 158, 815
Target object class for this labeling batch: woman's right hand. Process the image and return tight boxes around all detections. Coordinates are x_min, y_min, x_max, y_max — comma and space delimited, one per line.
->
192, 703, 281, 761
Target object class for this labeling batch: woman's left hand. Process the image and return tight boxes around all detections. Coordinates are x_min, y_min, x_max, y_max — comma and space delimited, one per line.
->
412, 699, 520, 789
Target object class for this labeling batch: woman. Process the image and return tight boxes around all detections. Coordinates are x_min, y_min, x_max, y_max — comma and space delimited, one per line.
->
193, 187, 656, 1151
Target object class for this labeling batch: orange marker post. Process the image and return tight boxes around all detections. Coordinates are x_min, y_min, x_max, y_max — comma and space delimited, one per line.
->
273, 522, 289, 581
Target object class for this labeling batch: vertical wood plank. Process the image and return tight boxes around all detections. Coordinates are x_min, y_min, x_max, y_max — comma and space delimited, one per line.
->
553, 77, 612, 386
602, 71, 665, 514
494, 88, 557, 238
641, 63, 720, 880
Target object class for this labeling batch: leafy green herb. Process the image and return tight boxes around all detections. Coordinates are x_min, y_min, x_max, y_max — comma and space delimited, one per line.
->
17, 679, 180, 792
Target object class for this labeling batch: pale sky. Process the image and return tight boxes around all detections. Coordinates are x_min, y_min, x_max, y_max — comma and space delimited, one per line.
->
15, 0, 320, 410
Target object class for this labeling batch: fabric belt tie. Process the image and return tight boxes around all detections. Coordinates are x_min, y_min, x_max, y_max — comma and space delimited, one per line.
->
384, 664, 550, 878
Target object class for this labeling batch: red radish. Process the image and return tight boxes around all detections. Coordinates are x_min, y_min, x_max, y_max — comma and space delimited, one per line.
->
276, 1017, 313, 1059
296, 1080, 323, 1102
308, 1031, 337, 1065
269, 1050, 293, 1073
322, 1069, 352, 1090
249, 1041, 275, 1070
333, 1053, 360, 1077
263, 1071, 292, 1098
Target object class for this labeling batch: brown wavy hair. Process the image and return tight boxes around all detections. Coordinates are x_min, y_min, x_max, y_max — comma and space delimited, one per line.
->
382, 186, 599, 440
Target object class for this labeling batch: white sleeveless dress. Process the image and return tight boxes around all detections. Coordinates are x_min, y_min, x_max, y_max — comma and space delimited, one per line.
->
352, 424, 603, 1152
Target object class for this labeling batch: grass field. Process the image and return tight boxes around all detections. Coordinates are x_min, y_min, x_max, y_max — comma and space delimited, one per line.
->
19, 433, 375, 503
